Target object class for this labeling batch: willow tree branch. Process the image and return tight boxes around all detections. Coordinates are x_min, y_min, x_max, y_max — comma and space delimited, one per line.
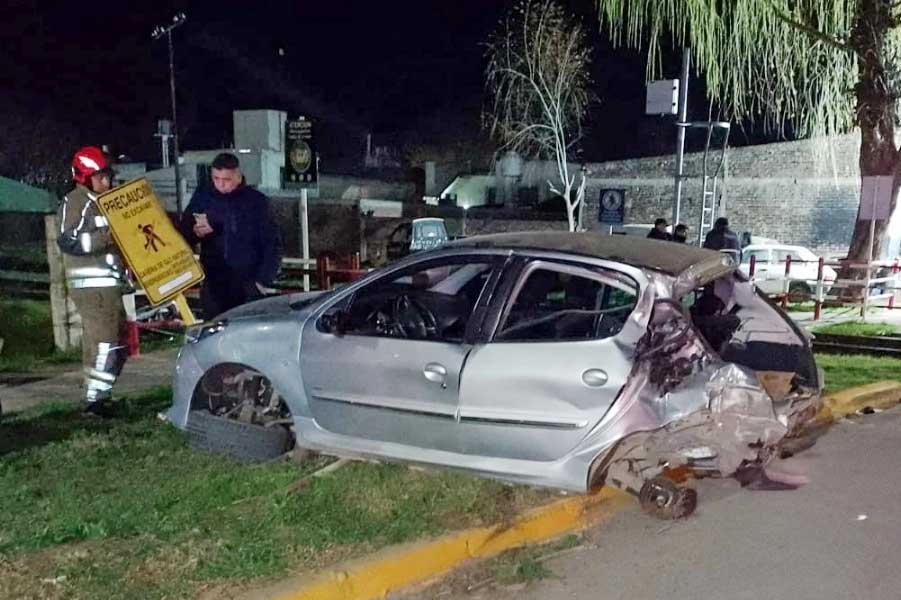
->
768, 2, 857, 56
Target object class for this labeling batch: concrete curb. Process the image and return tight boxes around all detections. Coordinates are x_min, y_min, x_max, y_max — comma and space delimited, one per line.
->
261, 487, 631, 600
254, 381, 901, 600
817, 381, 901, 423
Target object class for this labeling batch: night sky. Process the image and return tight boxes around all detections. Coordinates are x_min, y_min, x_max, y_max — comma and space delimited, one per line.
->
3, 0, 751, 174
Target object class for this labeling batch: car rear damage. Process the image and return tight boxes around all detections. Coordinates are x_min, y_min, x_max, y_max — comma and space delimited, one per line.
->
588, 257, 822, 519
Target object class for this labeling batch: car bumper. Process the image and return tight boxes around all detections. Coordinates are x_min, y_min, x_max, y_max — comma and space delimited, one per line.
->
166, 345, 205, 430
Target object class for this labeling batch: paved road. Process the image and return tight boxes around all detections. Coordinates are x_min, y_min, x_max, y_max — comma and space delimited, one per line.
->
0, 347, 177, 413
411, 407, 901, 600
793, 305, 901, 330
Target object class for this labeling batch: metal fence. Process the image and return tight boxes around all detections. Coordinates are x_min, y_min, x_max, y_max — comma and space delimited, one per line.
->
747, 254, 901, 320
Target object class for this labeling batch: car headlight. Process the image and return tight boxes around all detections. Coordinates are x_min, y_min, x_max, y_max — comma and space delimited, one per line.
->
185, 320, 228, 344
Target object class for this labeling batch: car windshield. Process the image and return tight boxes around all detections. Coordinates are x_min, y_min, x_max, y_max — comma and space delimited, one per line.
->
341, 258, 494, 342
415, 222, 446, 238
393, 263, 489, 294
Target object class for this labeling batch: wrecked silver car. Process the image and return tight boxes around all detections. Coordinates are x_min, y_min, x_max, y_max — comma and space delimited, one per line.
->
166, 232, 822, 518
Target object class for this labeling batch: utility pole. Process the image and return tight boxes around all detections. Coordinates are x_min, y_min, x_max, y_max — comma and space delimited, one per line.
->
152, 13, 187, 218
672, 48, 690, 229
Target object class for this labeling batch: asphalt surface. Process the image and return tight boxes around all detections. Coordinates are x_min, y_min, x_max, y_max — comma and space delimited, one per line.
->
408, 407, 901, 600
794, 305, 901, 330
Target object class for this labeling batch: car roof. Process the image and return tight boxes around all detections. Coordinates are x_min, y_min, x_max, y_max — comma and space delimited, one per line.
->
447, 231, 726, 275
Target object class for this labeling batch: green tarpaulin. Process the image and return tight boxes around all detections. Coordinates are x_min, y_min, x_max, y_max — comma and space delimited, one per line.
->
0, 176, 57, 213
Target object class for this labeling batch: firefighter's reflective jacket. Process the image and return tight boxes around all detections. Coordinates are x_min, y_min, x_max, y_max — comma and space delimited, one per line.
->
57, 184, 127, 288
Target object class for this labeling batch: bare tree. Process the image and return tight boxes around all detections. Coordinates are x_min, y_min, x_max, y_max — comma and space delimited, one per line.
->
483, 0, 593, 231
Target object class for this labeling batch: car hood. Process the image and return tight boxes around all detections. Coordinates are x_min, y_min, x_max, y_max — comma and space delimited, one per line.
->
216, 291, 328, 321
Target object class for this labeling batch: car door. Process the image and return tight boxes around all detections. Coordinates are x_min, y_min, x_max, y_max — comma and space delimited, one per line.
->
455, 259, 640, 462
774, 248, 810, 288
299, 254, 499, 454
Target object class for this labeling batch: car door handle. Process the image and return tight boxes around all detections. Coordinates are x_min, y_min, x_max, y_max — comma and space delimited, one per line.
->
423, 362, 448, 386
582, 369, 608, 388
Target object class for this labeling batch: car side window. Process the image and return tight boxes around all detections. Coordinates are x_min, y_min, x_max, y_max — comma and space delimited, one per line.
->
495, 264, 637, 342
774, 250, 803, 263
339, 258, 494, 343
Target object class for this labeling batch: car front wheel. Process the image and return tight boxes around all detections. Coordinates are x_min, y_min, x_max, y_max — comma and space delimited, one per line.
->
186, 364, 294, 462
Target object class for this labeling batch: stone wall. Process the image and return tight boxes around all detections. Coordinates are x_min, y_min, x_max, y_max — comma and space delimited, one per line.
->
271, 198, 360, 258
269, 197, 568, 266
581, 133, 862, 256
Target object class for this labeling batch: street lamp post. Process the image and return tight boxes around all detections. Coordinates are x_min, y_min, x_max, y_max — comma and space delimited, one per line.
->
152, 12, 187, 218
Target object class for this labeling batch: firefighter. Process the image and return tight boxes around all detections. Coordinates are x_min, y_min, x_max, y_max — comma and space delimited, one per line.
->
57, 147, 129, 416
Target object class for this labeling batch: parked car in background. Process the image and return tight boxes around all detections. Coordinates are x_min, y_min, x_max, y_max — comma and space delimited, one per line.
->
386, 218, 449, 261
167, 232, 822, 519
739, 243, 837, 298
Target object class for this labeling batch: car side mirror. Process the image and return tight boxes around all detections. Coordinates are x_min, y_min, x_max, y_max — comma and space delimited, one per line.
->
319, 308, 350, 335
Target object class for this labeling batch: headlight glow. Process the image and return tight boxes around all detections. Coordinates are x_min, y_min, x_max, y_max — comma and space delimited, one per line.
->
185, 320, 228, 344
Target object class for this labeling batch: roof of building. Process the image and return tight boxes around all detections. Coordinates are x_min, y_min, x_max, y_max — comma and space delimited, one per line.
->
0, 176, 57, 214
448, 231, 726, 275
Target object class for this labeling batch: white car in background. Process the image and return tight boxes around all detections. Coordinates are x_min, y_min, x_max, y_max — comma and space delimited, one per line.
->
739, 244, 837, 298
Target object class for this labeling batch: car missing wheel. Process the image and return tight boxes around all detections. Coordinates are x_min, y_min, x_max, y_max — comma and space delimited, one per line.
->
166, 232, 823, 519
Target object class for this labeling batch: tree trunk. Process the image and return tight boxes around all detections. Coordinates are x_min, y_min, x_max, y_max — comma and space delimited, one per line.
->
564, 182, 577, 232
843, 0, 900, 295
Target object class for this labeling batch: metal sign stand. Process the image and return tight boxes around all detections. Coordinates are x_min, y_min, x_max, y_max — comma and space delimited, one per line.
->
300, 188, 311, 292
859, 175, 894, 321
672, 50, 690, 228
655, 48, 731, 244
174, 293, 197, 325
284, 116, 319, 292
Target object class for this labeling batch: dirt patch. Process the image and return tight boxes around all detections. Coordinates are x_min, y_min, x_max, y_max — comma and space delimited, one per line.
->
0, 375, 48, 387
0, 539, 126, 600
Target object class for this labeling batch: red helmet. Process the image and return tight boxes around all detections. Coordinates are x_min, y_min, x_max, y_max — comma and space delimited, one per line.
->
71, 146, 111, 185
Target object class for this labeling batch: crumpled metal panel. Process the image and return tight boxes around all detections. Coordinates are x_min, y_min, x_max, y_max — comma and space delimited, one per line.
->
672, 253, 735, 298
644, 363, 788, 477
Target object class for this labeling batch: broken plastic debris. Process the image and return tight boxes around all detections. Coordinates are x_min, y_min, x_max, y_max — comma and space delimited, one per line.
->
734, 464, 799, 491
680, 446, 717, 460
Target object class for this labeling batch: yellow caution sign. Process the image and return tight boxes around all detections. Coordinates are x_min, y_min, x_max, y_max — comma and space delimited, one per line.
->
96, 178, 204, 306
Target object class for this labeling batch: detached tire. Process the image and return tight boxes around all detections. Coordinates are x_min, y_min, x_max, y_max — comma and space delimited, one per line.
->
638, 477, 698, 520
186, 410, 291, 462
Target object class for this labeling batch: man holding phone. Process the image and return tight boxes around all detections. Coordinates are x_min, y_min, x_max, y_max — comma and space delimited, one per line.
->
180, 152, 281, 318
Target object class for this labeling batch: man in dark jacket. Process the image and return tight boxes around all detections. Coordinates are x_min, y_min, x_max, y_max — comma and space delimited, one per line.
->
648, 219, 672, 242
180, 153, 281, 318
703, 217, 741, 260
647, 218, 671, 241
